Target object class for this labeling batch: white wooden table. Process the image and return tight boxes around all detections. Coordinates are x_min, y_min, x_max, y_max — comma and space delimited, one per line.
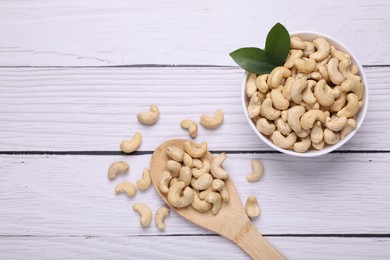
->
1, 1, 389, 259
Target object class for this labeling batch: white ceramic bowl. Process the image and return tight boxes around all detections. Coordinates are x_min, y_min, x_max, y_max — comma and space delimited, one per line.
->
241, 31, 369, 157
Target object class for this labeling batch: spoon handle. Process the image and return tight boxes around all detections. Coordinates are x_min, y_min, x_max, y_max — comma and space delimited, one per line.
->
234, 222, 285, 260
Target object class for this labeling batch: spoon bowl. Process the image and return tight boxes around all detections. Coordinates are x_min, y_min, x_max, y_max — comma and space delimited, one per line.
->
150, 139, 285, 260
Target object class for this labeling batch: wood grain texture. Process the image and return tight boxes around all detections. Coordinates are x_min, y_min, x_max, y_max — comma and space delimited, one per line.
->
0, 67, 388, 151
1, 154, 389, 236
0, 236, 389, 260
0, 0, 389, 66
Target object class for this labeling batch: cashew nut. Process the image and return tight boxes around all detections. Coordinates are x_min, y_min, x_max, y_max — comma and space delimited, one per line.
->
220, 188, 230, 202
166, 146, 184, 162
330, 92, 347, 112
199, 186, 212, 200
255, 74, 269, 94
137, 104, 160, 125
200, 109, 224, 129
284, 49, 303, 69
256, 118, 276, 136
261, 97, 281, 120
191, 191, 212, 212
178, 166, 192, 187
282, 77, 294, 101
167, 160, 181, 177
245, 196, 260, 218
330, 46, 350, 61
341, 118, 357, 139
327, 58, 346, 85
295, 58, 316, 74
192, 159, 210, 178
210, 153, 229, 179
290, 78, 308, 103
324, 128, 341, 145
183, 153, 193, 167
270, 86, 289, 110
169, 177, 178, 187
302, 80, 317, 106
326, 85, 341, 99
287, 105, 306, 133
303, 41, 315, 57
108, 161, 129, 180
136, 168, 151, 191
133, 203, 152, 227
274, 117, 291, 136
310, 38, 330, 61
211, 179, 225, 191
115, 181, 137, 198
120, 132, 142, 154
180, 119, 198, 139
290, 36, 306, 50
325, 116, 348, 132
167, 181, 194, 208
293, 136, 311, 153
191, 173, 213, 190
312, 141, 325, 150
318, 66, 329, 82
340, 78, 364, 100
337, 93, 360, 118
267, 66, 291, 89
246, 73, 257, 98
155, 206, 170, 231
158, 171, 172, 194
205, 191, 222, 215
310, 121, 324, 144
351, 65, 359, 75
300, 110, 326, 130
339, 59, 361, 81
184, 141, 208, 158
192, 159, 203, 169
309, 72, 322, 81
247, 159, 264, 182
314, 80, 335, 107
281, 110, 288, 122
247, 92, 262, 118
270, 131, 297, 149
316, 55, 331, 70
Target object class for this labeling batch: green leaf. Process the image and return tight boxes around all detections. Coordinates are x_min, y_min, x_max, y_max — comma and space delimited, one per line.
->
265, 23, 290, 65
229, 47, 280, 74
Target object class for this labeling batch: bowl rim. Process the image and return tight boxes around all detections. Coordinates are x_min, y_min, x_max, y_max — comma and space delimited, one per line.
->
241, 31, 369, 157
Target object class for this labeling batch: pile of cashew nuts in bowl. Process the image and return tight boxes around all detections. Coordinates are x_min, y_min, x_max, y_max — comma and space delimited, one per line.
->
243, 32, 368, 156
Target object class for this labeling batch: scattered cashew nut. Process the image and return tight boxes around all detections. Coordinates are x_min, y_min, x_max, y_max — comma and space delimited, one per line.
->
136, 168, 151, 191
180, 119, 198, 139
247, 159, 264, 182
108, 161, 129, 180
120, 132, 142, 154
200, 109, 224, 129
115, 181, 137, 198
133, 203, 152, 227
155, 206, 170, 231
137, 104, 160, 125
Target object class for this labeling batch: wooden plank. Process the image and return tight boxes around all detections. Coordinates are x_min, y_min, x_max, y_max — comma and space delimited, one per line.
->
0, 154, 389, 236
0, 67, 388, 151
0, 0, 389, 66
0, 236, 389, 260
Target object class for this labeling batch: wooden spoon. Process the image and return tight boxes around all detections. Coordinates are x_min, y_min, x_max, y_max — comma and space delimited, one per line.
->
150, 139, 285, 260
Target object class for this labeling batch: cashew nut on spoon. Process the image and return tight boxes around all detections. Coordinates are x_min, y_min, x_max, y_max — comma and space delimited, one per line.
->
149, 139, 285, 259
